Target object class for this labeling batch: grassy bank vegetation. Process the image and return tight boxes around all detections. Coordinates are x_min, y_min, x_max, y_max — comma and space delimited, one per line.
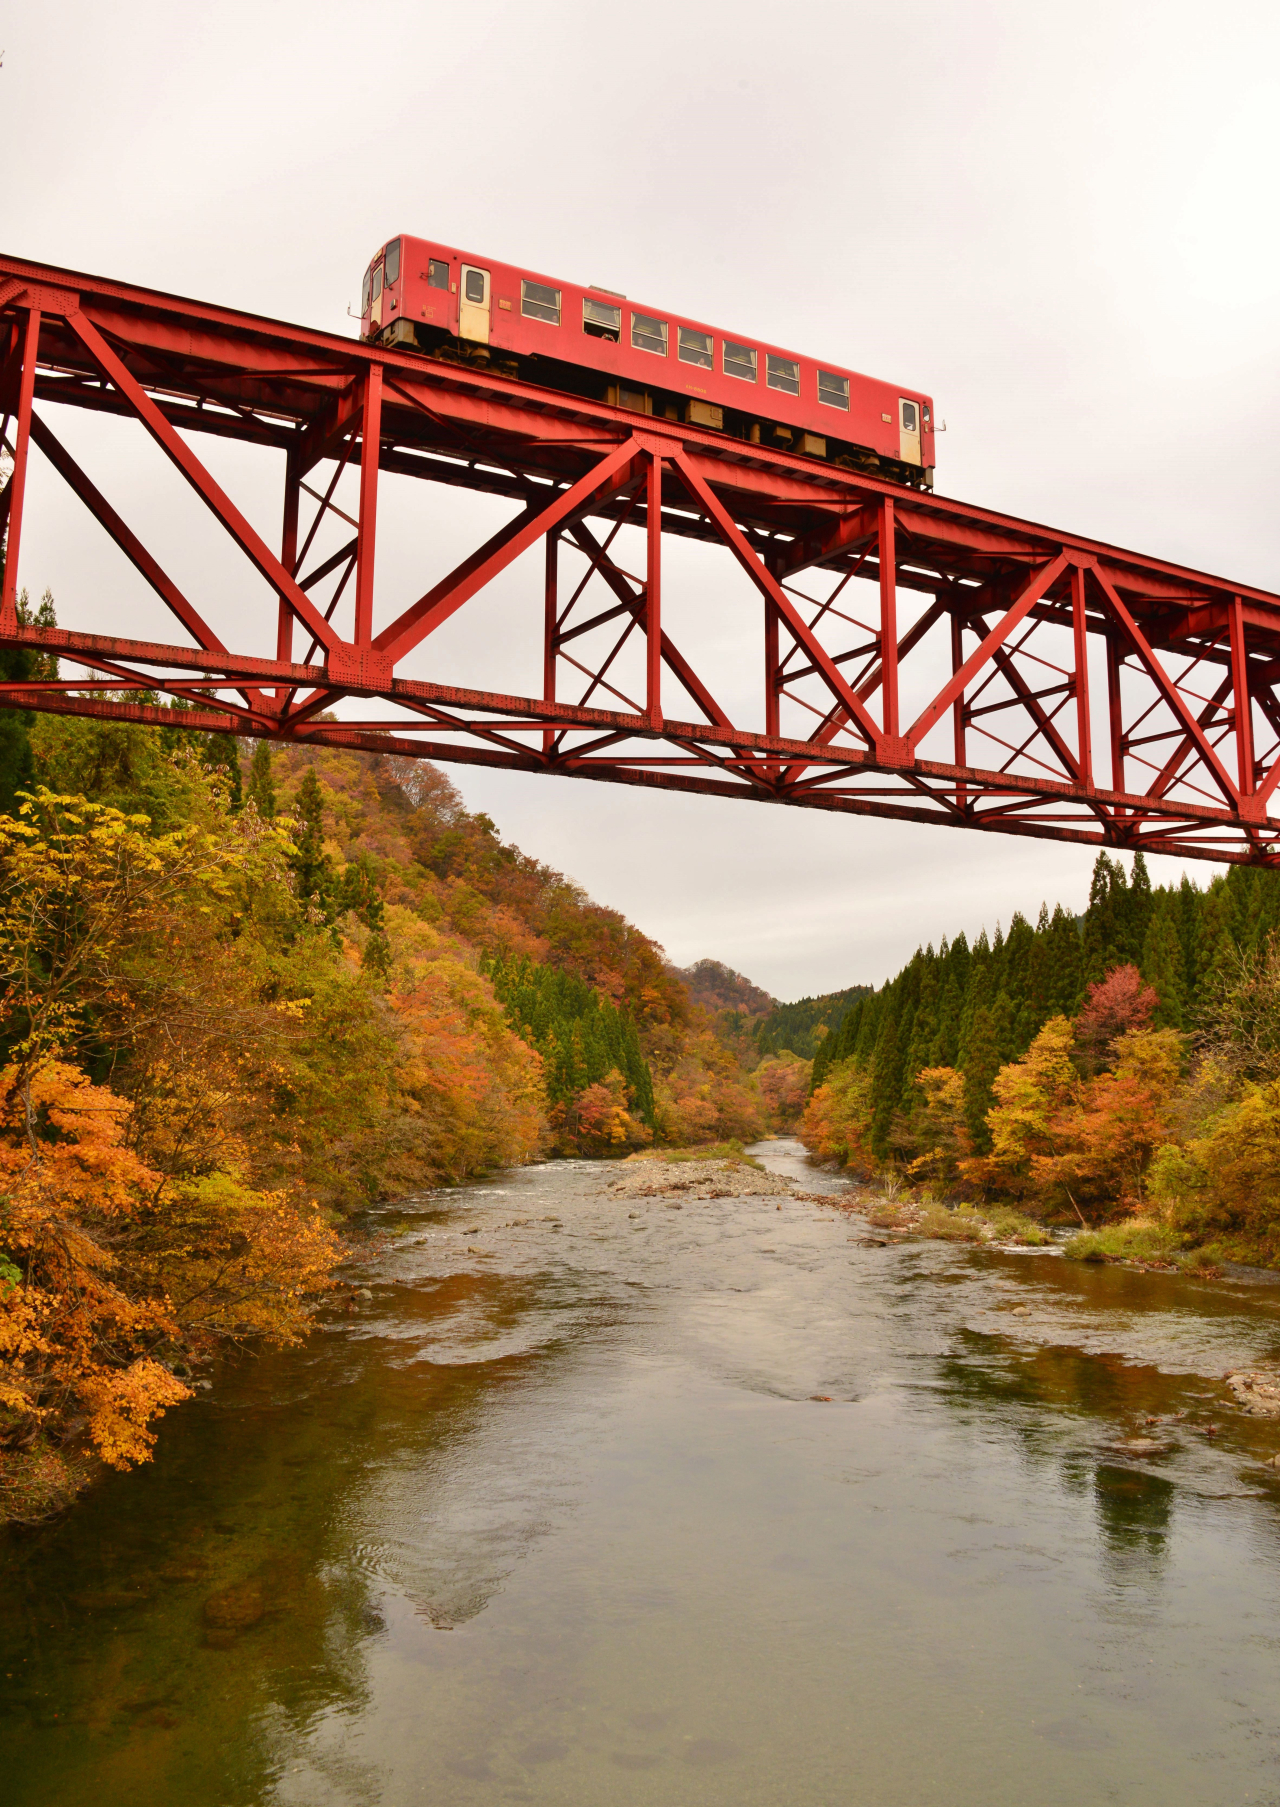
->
802, 849, 1280, 1270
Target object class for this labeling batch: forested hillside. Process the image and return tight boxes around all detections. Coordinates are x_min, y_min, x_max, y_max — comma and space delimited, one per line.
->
0, 608, 804, 1518
803, 848, 1280, 1268
676, 959, 775, 1017
756, 984, 872, 1060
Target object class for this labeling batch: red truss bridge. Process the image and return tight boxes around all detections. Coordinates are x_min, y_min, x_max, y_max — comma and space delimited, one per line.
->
1, 252, 1278, 866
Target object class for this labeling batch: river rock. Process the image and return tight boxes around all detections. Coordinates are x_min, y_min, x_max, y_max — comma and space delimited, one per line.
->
605, 1158, 792, 1200
1111, 1436, 1174, 1457
203, 1579, 265, 1631
1224, 1371, 1280, 1416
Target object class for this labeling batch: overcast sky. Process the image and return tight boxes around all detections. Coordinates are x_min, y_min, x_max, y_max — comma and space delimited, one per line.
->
5, 1, 1279, 1000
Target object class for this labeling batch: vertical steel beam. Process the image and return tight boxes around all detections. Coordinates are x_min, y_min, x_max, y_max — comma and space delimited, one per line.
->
762, 542, 781, 741
646, 453, 662, 728
0, 308, 41, 630
1071, 563, 1093, 787
354, 364, 382, 647
1105, 631, 1124, 799
543, 528, 558, 756
277, 447, 300, 699
764, 593, 780, 740
949, 605, 968, 811
1229, 594, 1255, 798
879, 498, 898, 737
949, 608, 967, 766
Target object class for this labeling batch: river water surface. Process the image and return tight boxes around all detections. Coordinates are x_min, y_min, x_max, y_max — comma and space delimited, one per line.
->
6, 1140, 1280, 1806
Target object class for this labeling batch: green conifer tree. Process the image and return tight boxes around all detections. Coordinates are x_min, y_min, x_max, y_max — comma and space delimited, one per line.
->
0, 587, 58, 815
290, 768, 333, 910
1126, 852, 1153, 960
202, 731, 243, 810
962, 1003, 1002, 1153
1141, 902, 1186, 1028
247, 740, 277, 818
869, 1009, 903, 1159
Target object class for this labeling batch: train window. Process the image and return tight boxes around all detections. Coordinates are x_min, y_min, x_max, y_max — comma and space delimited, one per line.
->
384, 240, 401, 285
818, 370, 849, 410
465, 268, 487, 304
902, 400, 919, 432
361, 267, 372, 314
724, 340, 757, 382
632, 312, 668, 356
766, 354, 800, 396
427, 259, 450, 290
583, 297, 621, 341
371, 263, 383, 302
521, 279, 561, 325
678, 327, 713, 369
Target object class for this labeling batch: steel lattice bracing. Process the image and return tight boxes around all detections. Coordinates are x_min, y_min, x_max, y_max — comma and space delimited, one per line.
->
1, 253, 1278, 864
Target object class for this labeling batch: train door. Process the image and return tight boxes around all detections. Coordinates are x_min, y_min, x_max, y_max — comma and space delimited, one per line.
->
898, 398, 922, 466
459, 265, 491, 344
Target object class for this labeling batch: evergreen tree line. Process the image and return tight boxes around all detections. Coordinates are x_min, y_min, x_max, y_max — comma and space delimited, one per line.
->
809, 850, 1280, 1162
755, 983, 871, 1060
481, 953, 656, 1126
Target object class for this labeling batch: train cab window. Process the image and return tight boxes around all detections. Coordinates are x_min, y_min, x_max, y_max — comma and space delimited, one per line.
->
677, 327, 713, 369
818, 370, 849, 410
632, 312, 668, 356
902, 400, 919, 433
427, 258, 450, 290
384, 240, 401, 285
724, 340, 757, 382
371, 263, 383, 302
583, 297, 621, 341
361, 267, 373, 314
521, 279, 561, 324
766, 354, 800, 396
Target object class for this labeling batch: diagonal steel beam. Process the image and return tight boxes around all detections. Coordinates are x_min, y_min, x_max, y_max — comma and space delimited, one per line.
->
61, 306, 344, 655
372, 438, 643, 665
1092, 564, 1239, 809
671, 451, 883, 749
27, 412, 231, 656
907, 553, 1071, 752
566, 520, 734, 731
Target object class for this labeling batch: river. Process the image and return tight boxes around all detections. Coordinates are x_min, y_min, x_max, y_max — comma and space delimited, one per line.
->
4, 1139, 1280, 1806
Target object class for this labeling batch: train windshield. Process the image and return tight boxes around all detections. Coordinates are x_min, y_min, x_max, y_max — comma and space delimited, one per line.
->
384, 239, 401, 285
361, 267, 372, 314
370, 263, 383, 302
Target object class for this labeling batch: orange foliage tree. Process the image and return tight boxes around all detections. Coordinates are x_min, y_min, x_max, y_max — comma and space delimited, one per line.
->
964, 1014, 1183, 1219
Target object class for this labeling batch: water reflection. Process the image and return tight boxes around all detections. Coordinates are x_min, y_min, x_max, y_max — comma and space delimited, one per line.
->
4, 1140, 1280, 1806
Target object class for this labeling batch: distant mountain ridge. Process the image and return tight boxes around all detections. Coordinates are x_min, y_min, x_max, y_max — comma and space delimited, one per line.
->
674, 958, 776, 1018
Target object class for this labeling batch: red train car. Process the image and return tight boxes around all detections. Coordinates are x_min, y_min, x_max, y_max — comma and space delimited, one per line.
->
360, 236, 936, 489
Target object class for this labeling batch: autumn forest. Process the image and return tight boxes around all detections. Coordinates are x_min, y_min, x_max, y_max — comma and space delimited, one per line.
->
4, 589, 1280, 1525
